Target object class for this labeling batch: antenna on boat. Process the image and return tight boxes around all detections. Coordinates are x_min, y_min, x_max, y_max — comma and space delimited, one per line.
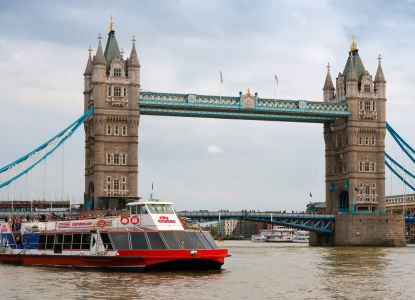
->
150, 182, 154, 201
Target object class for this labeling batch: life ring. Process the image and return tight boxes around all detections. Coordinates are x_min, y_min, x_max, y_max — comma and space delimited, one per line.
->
120, 215, 129, 225
130, 215, 140, 225
97, 219, 106, 228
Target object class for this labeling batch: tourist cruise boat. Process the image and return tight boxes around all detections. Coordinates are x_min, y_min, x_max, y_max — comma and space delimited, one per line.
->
0, 200, 228, 271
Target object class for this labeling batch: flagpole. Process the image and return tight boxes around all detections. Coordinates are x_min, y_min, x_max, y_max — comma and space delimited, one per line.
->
274, 74, 278, 100
219, 70, 223, 100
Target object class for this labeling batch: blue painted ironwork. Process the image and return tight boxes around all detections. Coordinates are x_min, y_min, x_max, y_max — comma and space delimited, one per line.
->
139, 91, 350, 123
386, 123, 415, 164
0, 107, 94, 189
177, 211, 335, 234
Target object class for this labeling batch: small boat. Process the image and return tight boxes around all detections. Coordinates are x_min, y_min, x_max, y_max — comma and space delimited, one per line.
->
0, 200, 229, 271
292, 230, 309, 243
251, 226, 295, 243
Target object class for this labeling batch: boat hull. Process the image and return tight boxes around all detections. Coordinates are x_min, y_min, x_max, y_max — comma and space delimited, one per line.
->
0, 249, 228, 271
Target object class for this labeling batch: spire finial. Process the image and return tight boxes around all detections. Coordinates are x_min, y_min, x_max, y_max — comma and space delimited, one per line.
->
97, 33, 102, 41
378, 54, 382, 64
350, 36, 358, 52
120, 48, 124, 58
88, 45, 92, 57
132, 35, 136, 44
109, 16, 114, 32
327, 62, 331, 72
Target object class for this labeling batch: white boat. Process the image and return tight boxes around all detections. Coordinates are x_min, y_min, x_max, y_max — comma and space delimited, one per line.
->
293, 231, 309, 243
251, 226, 295, 243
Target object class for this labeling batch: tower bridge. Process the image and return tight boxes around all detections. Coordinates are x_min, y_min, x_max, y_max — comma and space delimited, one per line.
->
1, 23, 414, 246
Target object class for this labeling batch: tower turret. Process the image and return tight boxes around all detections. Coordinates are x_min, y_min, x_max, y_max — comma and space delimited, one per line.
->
92, 34, 106, 83
323, 63, 335, 102
374, 55, 386, 99
128, 36, 140, 82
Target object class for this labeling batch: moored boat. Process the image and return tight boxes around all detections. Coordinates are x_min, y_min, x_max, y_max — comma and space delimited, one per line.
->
0, 200, 228, 271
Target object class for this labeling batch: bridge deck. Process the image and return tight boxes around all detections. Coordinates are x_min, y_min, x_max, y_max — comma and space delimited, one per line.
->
139, 91, 350, 123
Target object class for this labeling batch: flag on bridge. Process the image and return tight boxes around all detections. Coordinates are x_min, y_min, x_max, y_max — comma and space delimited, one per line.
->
220, 70, 224, 83
309, 193, 312, 197
274, 73, 278, 85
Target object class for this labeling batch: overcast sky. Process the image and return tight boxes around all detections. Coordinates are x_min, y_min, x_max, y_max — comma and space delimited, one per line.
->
0, 0, 414, 211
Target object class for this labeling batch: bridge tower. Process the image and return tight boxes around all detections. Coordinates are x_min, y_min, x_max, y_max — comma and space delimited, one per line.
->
323, 38, 386, 214
83, 20, 140, 210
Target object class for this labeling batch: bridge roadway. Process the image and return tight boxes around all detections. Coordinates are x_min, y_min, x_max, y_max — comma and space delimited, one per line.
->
177, 211, 336, 234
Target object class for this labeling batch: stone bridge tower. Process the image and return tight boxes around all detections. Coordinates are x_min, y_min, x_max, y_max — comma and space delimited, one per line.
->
323, 39, 386, 214
83, 20, 140, 210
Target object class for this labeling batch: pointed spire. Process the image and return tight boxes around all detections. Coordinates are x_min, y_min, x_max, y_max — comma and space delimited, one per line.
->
128, 35, 140, 67
347, 54, 357, 81
109, 15, 114, 33
323, 62, 335, 90
93, 33, 106, 65
350, 36, 358, 52
375, 54, 386, 83
84, 46, 93, 75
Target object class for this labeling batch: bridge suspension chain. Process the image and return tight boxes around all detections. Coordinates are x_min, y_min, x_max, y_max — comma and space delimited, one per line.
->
0, 107, 94, 189
385, 123, 415, 192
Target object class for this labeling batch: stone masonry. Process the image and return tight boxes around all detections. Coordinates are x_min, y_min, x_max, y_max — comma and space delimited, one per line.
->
83, 22, 140, 210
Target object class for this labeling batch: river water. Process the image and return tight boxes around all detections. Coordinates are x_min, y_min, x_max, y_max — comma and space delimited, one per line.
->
1, 241, 415, 300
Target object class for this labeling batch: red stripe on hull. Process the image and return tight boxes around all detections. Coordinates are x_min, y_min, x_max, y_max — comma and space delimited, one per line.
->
0, 249, 228, 271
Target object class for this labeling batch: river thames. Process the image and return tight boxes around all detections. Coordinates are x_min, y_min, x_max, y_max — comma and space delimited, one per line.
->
1, 241, 414, 299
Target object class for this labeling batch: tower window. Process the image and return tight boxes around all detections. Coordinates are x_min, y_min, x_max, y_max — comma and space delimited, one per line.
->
113, 180, 119, 190
106, 153, 113, 165
114, 68, 121, 77
371, 136, 376, 145
114, 154, 120, 165
107, 176, 111, 183
364, 137, 369, 145
358, 136, 363, 145
122, 126, 127, 136
363, 84, 370, 93
108, 86, 112, 97
121, 154, 127, 165
106, 125, 112, 135
114, 87, 121, 97
122, 176, 127, 183
365, 101, 371, 111
114, 126, 119, 135
123, 87, 127, 97
359, 101, 364, 111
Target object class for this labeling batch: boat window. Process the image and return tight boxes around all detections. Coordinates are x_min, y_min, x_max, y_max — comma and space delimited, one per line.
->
130, 232, 149, 249
55, 234, 63, 244
46, 234, 55, 250
141, 205, 148, 214
109, 232, 130, 249
202, 232, 218, 249
160, 231, 181, 249
63, 234, 72, 249
100, 232, 113, 250
130, 205, 137, 215
81, 234, 91, 250
174, 231, 194, 249
187, 232, 205, 249
146, 232, 167, 249
196, 232, 213, 249
147, 204, 174, 214
72, 234, 82, 250
38, 234, 46, 250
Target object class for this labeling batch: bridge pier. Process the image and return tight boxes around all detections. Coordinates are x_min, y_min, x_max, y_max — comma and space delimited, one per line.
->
310, 214, 406, 246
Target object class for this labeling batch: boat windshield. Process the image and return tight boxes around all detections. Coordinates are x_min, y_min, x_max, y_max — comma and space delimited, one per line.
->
147, 204, 174, 214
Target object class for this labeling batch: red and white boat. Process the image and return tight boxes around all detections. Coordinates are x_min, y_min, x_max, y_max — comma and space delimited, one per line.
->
0, 200, 228, 271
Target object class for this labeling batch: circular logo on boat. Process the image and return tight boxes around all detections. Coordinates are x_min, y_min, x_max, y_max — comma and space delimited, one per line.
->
97, 219, 106, 228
